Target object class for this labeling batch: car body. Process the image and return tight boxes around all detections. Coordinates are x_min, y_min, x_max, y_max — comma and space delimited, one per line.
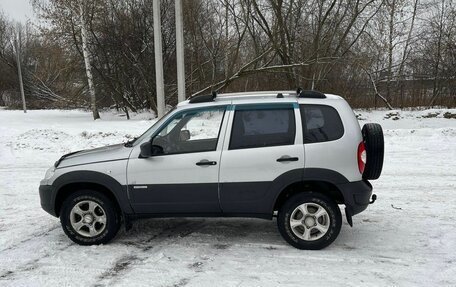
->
39, 90, 383, 249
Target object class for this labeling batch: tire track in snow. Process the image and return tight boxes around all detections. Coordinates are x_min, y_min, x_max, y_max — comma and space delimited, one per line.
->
0, 241, 73, 280
0, 224, 60, 253
161, 221, 265, 287
163, 220, 287, 287
163, 242, 245, 286
0, 223, 71, 282
92, 220, 207, 287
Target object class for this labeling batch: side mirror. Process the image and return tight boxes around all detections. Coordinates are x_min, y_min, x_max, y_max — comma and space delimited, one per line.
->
179, 130, 191, 141
139, 142, 152, 158
151, 144, 164, 155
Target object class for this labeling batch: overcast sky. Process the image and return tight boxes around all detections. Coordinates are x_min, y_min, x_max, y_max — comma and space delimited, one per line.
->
0, 0, 36, 23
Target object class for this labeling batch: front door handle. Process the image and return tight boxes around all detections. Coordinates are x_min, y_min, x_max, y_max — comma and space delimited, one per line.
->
276, 156, 299, 162
196, 160, 217, 166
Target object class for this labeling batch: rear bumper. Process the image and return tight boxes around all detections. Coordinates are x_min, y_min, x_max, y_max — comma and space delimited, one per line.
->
337, 180, 373, 216
39, 184, 58, 217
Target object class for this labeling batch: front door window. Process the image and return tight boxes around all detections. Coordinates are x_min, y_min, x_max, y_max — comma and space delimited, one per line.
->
152, 107, 226, 155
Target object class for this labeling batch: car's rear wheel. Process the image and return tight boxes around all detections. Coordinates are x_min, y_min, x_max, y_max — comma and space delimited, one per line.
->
277, 192, 342, 250
60, 190, 120, 245
362, 123, 384, 180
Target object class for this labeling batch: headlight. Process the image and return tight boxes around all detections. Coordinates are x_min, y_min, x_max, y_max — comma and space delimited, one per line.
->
44, 167, 56, 180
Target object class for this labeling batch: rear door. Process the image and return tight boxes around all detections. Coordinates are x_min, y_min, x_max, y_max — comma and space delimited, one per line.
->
219, 102, 304, 215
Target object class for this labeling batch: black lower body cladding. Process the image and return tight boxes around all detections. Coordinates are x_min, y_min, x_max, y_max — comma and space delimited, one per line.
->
39, 184, 57, 216
40, 169, 373, 221
337, 180, 373, 216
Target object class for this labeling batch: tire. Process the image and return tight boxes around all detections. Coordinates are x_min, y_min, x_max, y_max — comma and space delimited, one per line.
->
277, 192, 342, 250
60, 190, 120, 245
362, 123, 384, 180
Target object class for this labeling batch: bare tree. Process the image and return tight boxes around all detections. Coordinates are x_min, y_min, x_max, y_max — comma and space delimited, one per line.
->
397, 0, 419, 108
429, 0, 446, 107
13, 24, 26, 113
0, 0, 448, 111
79, 2, 100, 120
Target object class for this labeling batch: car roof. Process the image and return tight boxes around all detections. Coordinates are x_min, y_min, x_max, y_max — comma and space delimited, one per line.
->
177, 90, 343, 108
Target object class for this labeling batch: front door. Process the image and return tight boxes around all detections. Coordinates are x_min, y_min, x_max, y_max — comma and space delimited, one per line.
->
127, 106, 228, 214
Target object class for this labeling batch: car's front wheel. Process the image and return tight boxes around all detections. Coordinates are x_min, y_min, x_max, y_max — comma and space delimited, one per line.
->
277, 192, 342, 250
60, 190, 120, 245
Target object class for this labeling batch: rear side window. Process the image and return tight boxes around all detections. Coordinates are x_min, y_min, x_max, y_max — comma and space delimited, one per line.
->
300, 105, 344, 143
229, 107, 296, 150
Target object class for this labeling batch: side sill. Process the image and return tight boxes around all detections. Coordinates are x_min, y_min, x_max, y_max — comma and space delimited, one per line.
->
125, 213, 273, 220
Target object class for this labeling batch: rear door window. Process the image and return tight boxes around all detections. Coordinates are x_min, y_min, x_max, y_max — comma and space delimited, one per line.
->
300, 105, 344, 143
229, 106, 296, 150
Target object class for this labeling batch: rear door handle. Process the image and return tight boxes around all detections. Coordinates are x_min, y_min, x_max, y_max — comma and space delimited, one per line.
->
196, 160, 217, 166
276, 156, 299, 162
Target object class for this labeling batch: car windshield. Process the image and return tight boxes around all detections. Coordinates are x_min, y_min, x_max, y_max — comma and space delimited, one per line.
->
129, 107, 177, 147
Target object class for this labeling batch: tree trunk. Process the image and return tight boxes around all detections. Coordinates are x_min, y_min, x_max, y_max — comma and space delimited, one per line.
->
398, 0, 419, 109
14, 26, 26, 113
429, 0, 445, 107
224, 0, 229, 79
386, 0, 396, 104
362, 66, 394, 110
123, 106, 130, 120
80, 3, 100, 120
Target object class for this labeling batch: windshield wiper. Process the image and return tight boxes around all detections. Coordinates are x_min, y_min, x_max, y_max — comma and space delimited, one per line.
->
124, 137, 138, 147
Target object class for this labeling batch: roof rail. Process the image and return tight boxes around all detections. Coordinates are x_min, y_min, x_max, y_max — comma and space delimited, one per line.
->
189, 91, 217, 103
296, 88, 326, 99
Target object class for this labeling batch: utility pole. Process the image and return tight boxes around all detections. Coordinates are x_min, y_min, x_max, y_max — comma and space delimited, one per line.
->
175, 0, 185, 102
153, 0, 166, 118
14, 25, 26, 113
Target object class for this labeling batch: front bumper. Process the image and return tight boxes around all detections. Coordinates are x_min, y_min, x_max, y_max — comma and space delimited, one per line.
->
39, 184, 58, 217
337, 180, 373, 216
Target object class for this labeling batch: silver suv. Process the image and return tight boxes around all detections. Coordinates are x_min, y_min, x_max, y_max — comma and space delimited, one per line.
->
39, 90, 384, 250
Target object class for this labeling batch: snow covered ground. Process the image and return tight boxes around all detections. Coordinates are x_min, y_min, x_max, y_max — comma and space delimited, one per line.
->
0, 108, 455, 286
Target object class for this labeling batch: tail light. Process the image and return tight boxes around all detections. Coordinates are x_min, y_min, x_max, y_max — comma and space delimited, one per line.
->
358, 142, 366, 174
